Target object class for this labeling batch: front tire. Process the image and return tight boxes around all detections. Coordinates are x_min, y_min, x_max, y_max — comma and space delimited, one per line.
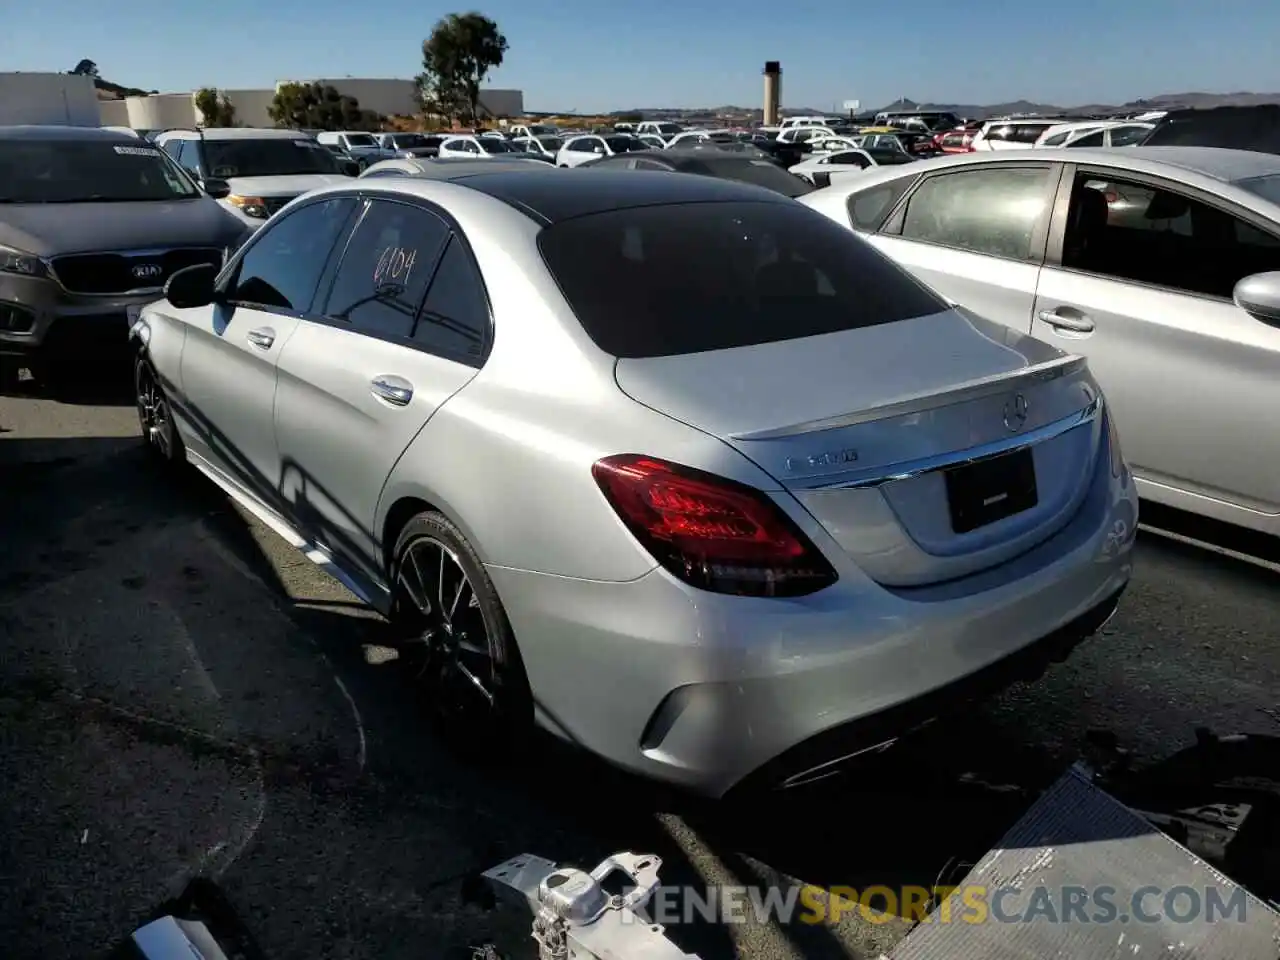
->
390, 511, 533, 755
134, 352, 183, 465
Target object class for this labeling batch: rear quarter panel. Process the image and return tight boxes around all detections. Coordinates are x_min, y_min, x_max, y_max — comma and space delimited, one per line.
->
373, 189, 785, 581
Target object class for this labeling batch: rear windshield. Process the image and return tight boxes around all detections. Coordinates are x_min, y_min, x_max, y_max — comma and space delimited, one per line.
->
538, 201, 945, 358
606, 136, 648, 152
1142, 109, 1280, 154
679, 158, 815, 198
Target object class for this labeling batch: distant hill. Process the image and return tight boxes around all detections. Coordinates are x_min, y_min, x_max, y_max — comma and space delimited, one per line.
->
608, 91, 1280, 121
862, 92, 1280, 120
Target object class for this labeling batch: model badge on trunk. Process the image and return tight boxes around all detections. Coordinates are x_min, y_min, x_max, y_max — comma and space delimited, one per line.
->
786, 448, 859, 474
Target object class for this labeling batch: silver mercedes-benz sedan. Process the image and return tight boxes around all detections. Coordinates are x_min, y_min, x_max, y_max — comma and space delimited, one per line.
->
130, 168, 1137, 797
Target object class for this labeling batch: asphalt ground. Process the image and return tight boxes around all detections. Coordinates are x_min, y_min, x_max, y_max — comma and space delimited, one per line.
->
2, 366, 1277, 960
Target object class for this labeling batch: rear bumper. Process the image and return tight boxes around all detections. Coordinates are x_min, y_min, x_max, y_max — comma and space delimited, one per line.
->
488, 442, 1137, 798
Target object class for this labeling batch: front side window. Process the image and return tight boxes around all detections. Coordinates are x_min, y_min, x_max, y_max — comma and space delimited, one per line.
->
1061, 174, 1280, 299
537, 200, 944, 358
324, 200, 451, 339
480, 139, 517, 154
0, 139, 199, 203
343, 134, 377, 148
606, 136, 646, 153
202, 138, 342, 178
825, 151, 870, 167
229, 197, 357, 311
900, 166, 1052, 259
1011, 124, 1055, 143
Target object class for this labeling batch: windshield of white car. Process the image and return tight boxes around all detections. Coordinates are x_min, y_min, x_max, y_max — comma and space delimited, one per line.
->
538, 201, 945, 358
344, 134, 377, 147
202, 138, 343, 177
388, 134, 428, 148
1237, 174, 1280, 206
537, 136, 563, 149
0, 139, 200, 203
480, 139, 518, 154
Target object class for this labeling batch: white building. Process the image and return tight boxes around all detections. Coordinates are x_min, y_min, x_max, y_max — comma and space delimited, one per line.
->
0, 72, 101, 126
97, 80, 526, 129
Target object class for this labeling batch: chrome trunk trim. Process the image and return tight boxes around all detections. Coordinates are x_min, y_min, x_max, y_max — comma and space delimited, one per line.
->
730, 354, 1087, 441
792, 395, 1103, 492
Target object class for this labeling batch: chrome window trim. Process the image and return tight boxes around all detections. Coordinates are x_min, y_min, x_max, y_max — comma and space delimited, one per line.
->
792, 395, 1102, 492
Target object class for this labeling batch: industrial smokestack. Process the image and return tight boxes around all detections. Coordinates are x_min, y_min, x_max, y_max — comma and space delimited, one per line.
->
762, 61, 781, 127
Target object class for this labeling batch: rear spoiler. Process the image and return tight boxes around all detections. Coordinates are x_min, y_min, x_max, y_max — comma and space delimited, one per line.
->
731, 354, 1087, 441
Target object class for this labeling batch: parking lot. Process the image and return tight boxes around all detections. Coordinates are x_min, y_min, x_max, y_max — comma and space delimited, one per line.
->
2, 368, 1278, 960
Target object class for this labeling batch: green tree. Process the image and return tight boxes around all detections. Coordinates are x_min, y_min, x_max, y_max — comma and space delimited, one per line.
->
419, 12, 508, 125
269, 82, 383, 131
194, 88, 237, 127
70, 59, 99, 77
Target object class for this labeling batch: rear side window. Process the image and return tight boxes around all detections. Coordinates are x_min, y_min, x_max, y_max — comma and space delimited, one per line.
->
538, 200, 944, 358
900, 167, 1052, 259
847, 175, 917, 231
413, 237, 489, 362
1067, 130, 1105, 148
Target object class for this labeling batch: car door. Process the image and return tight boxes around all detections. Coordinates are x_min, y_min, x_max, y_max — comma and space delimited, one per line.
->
272, 197, 490, 580
177, 195, 359, 501
869, 162, 1060, 329
1032, 165, 1280, 518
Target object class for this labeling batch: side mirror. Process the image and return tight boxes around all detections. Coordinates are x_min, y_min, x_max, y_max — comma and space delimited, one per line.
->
165, 263, 219, 309
1233, 272, 1280, 324
199, 177, 231, 200
342, 160, 360, 177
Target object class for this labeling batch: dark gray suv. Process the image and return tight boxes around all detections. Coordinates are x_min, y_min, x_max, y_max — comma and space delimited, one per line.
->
0, 125, 249, 385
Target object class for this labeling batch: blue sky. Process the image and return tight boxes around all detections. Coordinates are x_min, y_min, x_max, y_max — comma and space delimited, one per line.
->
5, 0, 1278, 113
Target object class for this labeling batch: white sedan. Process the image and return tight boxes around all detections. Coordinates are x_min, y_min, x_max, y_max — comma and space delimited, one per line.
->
788, 148, 916, 188
555, 134, 651, 168
437, 135, 524, 159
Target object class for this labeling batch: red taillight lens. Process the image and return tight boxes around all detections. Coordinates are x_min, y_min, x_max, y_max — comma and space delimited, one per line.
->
591, 454, 838, 597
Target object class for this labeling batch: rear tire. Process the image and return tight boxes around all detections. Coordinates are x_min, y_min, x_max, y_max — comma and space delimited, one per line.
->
390, 511, 533, 757
134, 352, 184, 466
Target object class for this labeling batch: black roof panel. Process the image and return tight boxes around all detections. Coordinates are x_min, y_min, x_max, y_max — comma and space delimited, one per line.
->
0, 125, 138, 142
451, 166, 790, 223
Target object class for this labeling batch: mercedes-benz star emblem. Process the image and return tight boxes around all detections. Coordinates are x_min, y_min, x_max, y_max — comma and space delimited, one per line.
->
1003, 393, 1029, 432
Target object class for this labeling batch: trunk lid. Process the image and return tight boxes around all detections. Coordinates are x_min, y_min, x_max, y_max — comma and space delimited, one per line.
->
614, 308, 1104, 587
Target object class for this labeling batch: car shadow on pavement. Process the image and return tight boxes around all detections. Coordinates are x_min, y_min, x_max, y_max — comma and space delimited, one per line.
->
1, 355, 135, 407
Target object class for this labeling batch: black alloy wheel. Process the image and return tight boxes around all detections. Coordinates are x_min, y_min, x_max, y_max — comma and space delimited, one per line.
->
134, 353, 183, 464
391, 511, 533, 754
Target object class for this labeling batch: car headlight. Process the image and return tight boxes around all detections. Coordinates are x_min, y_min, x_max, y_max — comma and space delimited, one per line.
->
226, 195, 270, 220
0, 245, 49, 279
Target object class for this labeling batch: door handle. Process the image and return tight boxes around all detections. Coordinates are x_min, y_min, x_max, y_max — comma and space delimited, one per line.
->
371, 375, 413, 406
246, 327, 275, 350
1037, 308, 1095, 334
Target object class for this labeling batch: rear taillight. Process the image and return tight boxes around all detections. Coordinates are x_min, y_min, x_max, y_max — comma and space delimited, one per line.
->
591, 454, 838, 597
